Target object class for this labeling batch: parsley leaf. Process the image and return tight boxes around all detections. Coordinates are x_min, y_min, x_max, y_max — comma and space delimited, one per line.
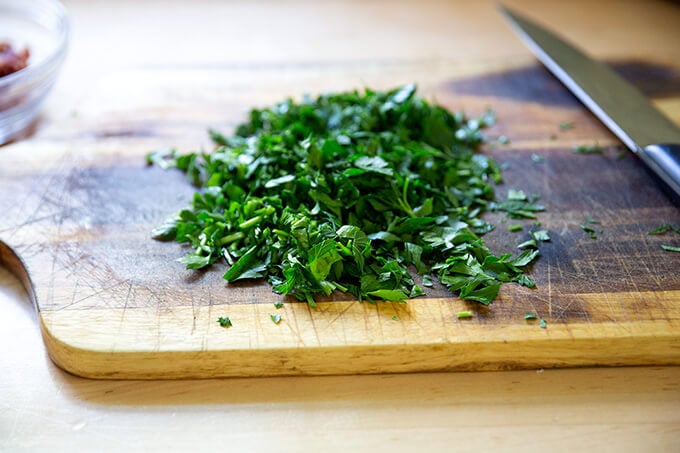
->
516, 274, 536, 288
530, 153, 545, 163
518, 230, 549, 249
572, 144, 607, 154
217, 317, 232, 328
580, 224, 602, 239
490, 190, 545, 219
648, 224, 680, 235
531, 230, 550, 242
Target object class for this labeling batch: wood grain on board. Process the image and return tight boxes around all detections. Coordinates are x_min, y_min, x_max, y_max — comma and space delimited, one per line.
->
1, 59, 679, 378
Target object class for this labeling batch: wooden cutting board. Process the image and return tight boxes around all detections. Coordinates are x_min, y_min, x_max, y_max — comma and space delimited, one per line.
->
1, 60, 679, 379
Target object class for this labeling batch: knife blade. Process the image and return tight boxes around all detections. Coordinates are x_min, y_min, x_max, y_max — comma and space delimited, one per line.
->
500, 5, 680, 200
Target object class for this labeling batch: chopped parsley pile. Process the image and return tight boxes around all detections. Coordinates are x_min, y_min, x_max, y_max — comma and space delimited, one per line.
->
148, 84, 540, 307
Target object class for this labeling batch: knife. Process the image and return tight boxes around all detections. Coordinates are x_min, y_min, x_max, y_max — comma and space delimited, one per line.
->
499, 6, 680, 201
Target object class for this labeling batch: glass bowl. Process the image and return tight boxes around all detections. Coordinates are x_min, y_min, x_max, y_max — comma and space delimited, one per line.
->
0, 0, 69, 145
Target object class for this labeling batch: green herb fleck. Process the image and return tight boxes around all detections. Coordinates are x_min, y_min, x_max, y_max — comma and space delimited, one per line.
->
274, 302, 284, 309
217, 316, 232, 328
517, 238, 537, 249
583, 216, 600, 224
539, 317, 547, 328
497, 135, 510, 145
392, 315, 399, 321
149, 85, 541, 308
524, 313, 537, 320
572, 144, 607, 154
146, 148, 180, 170
530, 153, 545, 163
457, 310, 473, 319
516, 274, 536, 288
549, 134, 557, 141
491, 190, 545, 219
661, 245, 680, 252
531, 230, 550, 242
648, 224, 680, 235
270, 314, 282, 324
559, 121, 574, 131
508, 224, 523, 232
580, 224, 602, 239
518, 230, 550, 249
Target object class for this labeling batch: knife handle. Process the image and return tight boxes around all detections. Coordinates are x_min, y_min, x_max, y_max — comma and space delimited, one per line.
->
640, 144, 680, 203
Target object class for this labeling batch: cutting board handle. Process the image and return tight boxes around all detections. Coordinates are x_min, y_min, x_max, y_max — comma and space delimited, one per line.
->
0, 241, 37, 308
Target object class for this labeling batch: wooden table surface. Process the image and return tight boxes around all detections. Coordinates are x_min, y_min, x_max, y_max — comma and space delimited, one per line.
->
2, 0, 680, 450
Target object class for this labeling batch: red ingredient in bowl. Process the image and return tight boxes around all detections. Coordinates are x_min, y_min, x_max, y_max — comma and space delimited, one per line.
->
0, 42, 30, 77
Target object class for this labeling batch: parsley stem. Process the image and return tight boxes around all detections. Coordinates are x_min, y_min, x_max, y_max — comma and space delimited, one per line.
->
219, 231, 245, 245
239, 215, 262, 230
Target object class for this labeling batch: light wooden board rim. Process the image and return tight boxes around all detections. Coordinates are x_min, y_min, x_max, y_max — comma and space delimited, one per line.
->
40, 294, 680, 379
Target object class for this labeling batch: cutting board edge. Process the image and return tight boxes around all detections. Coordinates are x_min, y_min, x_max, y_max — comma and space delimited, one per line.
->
0, 240, 37, 306
39, 310, 680, 379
